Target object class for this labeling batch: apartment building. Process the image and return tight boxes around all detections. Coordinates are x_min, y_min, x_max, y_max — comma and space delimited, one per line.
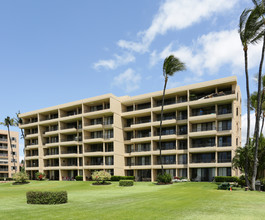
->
0, 130, 19, 178
20, 76, 241, 182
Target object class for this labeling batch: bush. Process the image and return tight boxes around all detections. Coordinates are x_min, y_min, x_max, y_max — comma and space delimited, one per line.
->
92, 171, 111, 184
111, 176, 135, 181
26, 191, 67, 204
119, 180, 134, 186
13, 172, 29, 183
218, 182, 231, 190
75, 175, 83, 181
157, 173, 172, 184
214, 176, 239, 183
35, 172, 46, 181
0, 177, 13, 181
238, 175, 246, 187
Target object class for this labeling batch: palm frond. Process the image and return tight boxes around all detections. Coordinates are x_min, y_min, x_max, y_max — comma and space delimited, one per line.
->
163, 55, 186, 78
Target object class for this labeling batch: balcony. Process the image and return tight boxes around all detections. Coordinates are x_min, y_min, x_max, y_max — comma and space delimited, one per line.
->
0, 138, 8, 142
0, 154, 8, 157
218, 126, 232, 131
218, 142, 231, 147
0, 146, 8, 150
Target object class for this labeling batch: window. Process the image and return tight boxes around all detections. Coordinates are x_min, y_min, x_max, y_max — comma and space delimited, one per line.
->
105, 156, 114, 165
178, 154, 187, 164
105, 142, 113, 152
236, 107, 238, 116
11, 144, 16, 148
236, 138, 238, 146
11, 137, 16, 142
218, 167, 231, 176
11, 166, 17, 171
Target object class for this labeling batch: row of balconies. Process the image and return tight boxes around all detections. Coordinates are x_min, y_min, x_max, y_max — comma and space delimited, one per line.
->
125, 152, 231, 166
22, 102, 111, 125
123, 88, 235, 113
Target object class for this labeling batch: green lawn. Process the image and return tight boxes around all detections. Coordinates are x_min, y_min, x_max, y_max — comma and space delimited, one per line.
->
0, 181, 265, 220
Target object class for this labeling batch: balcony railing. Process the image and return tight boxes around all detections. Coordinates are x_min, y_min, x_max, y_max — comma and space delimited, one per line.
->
218, 159, 231, 163
218, 126, 232, 131
192, 143, 215, 148
0, 168, 8, 171
191, 110, 215, 117
86, 162, 104, 166
0, 138, 8, 142
0, 154, 8, 157
191, 159, 216, 163
191, 126, 215, 132
177, 115, 187, 120
218, 109, 232, 115
190, 90, 235, 101
45, 164, 59, 167
61, 151, 78, 154
156, 161, 176, 165
218, 142, 231, 147
0, 146, 8, 149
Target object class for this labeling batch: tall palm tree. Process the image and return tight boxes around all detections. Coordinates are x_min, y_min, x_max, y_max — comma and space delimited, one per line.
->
0, 116, 17, 173
239, 7, 259, 188
159, 55, 186, 174
251, 0, 265, 190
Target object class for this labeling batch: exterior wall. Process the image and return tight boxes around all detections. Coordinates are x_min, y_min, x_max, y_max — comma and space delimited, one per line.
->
20, 76, 241, 181
0, 130, 19, 178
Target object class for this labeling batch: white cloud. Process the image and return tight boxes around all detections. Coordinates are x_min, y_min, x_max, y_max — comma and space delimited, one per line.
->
112, 68, 141, 92
150, 29, 261, 76
93, 53, 135, 70
118, 0, 239, 53
241, 112, 265, 146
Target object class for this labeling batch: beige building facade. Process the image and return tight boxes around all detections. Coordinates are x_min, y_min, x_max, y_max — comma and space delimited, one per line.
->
0, 130, 19, 178
20, 76, 241, 181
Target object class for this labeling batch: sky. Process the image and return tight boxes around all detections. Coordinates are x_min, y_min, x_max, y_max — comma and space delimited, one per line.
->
0, 0, 263, 161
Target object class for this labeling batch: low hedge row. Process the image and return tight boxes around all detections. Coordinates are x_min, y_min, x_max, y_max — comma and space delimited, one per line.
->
75, 175, 83, 181
119, 180, 134, 187
214, 176, 239, 183
26, 191, 68, 204
0, 177, 13, 181
111, 176, 135, 181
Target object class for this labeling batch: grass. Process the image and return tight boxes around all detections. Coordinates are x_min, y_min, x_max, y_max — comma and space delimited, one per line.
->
1, 181, 265, 220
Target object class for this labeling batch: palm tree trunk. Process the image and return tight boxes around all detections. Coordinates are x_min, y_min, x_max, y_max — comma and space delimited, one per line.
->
244, 48, 251, 188
7, 125, 17, 173
252, 34, 265, 190
159, 76, 168, 175
260, 114, 265, 137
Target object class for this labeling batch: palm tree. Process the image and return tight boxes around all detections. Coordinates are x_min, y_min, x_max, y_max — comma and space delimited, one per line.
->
0, 116, 17, 173
239, 8, 258, 188
159, 55, 186, 174
250, 0, 265, 190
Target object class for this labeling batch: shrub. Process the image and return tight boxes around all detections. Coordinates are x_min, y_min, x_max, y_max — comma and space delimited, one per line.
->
238, 175, 246, 187
26, 191, 67, 204
35, 172, 46, 181
119, 180, 134, 186
92, 171, 111, 184
218, 182, 231, 190
214, 176, 239, 183
111, 176, 135, 181
157, 173, 172, 184
0, 177, 13, 181
13, 172, 29, 183
75, 175, 83, 181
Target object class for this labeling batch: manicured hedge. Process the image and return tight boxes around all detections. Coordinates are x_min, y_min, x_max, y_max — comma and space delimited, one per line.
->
26, 191, 67, 204
214, 176, 239, 183
119, 180, 134, 187
0, 177, 13, 181
111, 176, 135, 181
75, 175, 83, 181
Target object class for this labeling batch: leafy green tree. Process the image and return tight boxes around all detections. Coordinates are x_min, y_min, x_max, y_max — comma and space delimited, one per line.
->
159, 55, 185, 173
0, 116, 17, 173
92, 170, 111, 184
13, 172, 29, 183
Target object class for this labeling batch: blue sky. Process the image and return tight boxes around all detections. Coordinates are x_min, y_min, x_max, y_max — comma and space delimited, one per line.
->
0, 0, 262, 160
